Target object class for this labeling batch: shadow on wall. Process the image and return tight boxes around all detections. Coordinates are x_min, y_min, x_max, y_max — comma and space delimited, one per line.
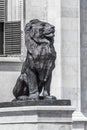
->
81, 0, 87, 114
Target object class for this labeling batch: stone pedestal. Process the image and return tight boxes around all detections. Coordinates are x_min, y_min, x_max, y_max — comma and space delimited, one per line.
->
0, 101, 75, 130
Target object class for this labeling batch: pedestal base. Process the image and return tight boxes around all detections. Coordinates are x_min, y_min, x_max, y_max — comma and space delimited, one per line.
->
0, 100, 75, 130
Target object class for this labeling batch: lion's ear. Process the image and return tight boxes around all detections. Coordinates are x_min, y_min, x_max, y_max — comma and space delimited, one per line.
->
24, 23, 32, 32
29, 26, 35, 38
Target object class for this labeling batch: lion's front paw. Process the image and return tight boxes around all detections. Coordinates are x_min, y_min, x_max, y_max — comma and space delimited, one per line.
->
17, 96, 29, 101
44, 95, 56, 100
28, 92, 39, 100
43, 90, 49, 97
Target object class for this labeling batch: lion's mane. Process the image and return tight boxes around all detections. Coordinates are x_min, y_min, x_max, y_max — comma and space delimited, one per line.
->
24, 19, 56, 81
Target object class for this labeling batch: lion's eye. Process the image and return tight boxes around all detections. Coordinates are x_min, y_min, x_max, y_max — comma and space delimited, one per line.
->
39, 28, 43, 34
42, 23, 45, 27
29, 26, 32, 30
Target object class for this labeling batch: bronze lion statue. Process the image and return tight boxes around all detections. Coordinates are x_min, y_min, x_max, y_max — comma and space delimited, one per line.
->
13, 19, 56, 101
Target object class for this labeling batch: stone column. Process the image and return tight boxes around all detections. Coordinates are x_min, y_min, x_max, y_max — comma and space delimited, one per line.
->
19, 0, 26, 60
60, 0, 87, 129
72, 0, 87, 129
61, 0, 80, 110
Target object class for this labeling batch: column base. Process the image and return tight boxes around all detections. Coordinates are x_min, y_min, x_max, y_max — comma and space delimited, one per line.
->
73, 111, 87, 130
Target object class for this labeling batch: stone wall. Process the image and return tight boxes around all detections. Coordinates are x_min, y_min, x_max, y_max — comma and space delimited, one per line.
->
47, 0, 61, 99
0, 62, 22, 102
7, 0, 21, 21
25, 0, 47, 23
61, 0, 80, 109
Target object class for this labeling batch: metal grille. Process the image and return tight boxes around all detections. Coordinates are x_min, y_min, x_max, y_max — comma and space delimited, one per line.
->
5, 21, 21, 55
0, 0, 5, 22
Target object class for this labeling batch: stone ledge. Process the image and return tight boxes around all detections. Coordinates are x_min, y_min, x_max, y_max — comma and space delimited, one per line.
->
0, 57, 22, 63
0, 105, 75, 112
0, 100, 71, 108
0, 105, 75, 124
0, 103, 75, 130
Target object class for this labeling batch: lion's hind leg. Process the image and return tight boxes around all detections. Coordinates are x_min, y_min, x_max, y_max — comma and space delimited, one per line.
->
13, 74, 29, 100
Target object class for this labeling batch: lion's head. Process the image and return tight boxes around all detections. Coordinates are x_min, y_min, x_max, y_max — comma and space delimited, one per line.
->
25, 19, 55, 45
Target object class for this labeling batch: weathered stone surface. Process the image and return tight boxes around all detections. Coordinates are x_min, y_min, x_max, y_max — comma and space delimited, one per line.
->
0, 100, 71, 108
0, 105, 74, 130
13, 19, 56, 101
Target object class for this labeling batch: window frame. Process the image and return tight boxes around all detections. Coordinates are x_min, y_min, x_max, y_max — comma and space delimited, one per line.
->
0, 0, 25, 62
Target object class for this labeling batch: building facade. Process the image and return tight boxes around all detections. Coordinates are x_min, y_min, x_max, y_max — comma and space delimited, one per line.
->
0, 0, 86, 130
